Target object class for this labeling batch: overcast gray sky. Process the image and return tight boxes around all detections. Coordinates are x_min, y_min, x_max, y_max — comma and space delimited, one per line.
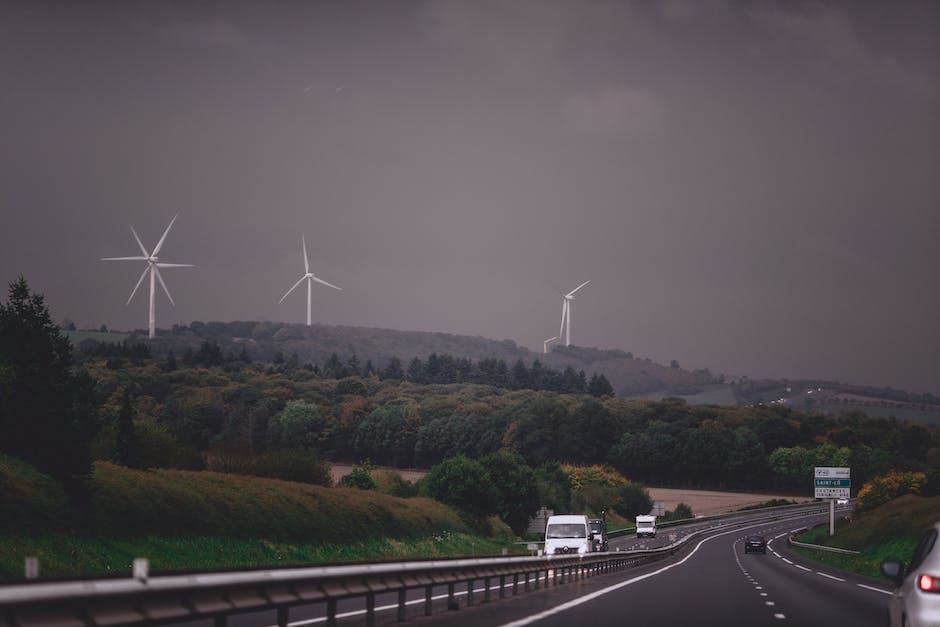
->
2, 0, 938, 394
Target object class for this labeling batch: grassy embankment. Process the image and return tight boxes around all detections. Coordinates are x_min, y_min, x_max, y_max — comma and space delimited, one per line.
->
792, 494, 940, 578
0, 456, 516, 582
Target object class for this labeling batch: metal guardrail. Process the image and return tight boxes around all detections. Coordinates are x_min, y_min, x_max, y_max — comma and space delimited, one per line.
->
607, 498, 823, 539
0, 550, 670, 627
788, 534, 861, 555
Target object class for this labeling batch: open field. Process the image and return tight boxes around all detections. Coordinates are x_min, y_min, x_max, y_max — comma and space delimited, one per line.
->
646, 487, 810, 516
329, 465, 809, 517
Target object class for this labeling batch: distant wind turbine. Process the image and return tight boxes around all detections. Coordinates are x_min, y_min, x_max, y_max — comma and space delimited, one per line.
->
279, 234, 342, 325
101, 214, 194, 339
558, 280, 590, 347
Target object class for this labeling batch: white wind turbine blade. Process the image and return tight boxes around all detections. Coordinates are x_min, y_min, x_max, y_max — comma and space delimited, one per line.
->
156, 263, 195, 268
312, 276, 342, 291
102, 256, 148, 261
127, 266, 150, 305
302, 234, 310, 275
152, 214, 179, 257
154, 266, 176, 306
130, 225, 149, 257
566, 280, 591, 298
559, 299, 568, 338
279, 275, 306, 303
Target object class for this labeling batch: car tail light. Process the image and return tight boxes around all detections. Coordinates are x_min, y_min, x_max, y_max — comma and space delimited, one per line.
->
918, 574, 940, 592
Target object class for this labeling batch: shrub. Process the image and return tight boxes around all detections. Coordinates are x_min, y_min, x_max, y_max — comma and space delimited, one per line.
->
423, 456, 497, 522
205, 443, 331, 486
373, 471, 418, 498
252, 449, 332, 486
561, 464, 651, 519
856, 471, 926, 512
339, 461, 376, 490
93, 421, 204, 471
661, 502, 693, 521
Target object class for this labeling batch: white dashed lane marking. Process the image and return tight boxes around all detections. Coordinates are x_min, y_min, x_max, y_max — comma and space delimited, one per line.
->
734, 537, 786, 621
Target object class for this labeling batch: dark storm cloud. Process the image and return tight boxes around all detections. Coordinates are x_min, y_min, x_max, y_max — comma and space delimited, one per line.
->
1, 0, 937, 394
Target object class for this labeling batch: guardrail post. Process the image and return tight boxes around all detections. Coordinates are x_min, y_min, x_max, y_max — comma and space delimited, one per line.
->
326, 598, 337, 627
424, 585, 432, 616
447, 582, 456, 610
214, 615, 226, 627
499, 575, 506, 599
276, 606, 288, 627
466, 580, 474, 606
397, 589, 406, 622
484, 576, 492, 602
366, 591, 375, 627
524, 571, 530, 592
24, 557, 39, 580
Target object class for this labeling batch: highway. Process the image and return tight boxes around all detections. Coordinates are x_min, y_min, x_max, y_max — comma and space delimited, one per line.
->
391, 508, 892, 627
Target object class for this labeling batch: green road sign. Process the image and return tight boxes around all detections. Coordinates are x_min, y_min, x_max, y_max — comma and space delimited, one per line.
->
814, 479, 851, 488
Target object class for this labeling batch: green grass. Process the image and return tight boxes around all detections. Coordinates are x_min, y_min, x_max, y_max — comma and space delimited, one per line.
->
0, 532, 522, 581
88, 462, 466, 543
791, 495, 940, 578
0, 457, 519, 582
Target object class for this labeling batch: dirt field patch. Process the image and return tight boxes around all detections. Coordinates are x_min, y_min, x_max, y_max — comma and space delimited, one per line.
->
330, 465, 808, 516
646, 487, 809, 517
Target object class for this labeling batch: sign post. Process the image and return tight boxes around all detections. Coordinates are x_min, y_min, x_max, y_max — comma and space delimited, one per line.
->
815, 467, 850, 536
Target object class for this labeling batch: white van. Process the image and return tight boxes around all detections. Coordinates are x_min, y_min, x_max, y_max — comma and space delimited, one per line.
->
544, 515, 592, 555
635, 514, 657, 538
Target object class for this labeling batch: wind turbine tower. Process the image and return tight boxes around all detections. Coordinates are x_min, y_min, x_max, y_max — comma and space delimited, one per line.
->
101, 214, 194, 339
279, 234, 342, 325
559, 280, 590, 347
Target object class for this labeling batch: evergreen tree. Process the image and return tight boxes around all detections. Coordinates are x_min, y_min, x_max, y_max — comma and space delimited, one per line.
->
588, 373, 615, 397
0, 277, 98, 490
381, 356, 404, 380
510, 359, 530, 390
322, 353, 347, 378
406, 357, 425, 383
346, 354, 361, 377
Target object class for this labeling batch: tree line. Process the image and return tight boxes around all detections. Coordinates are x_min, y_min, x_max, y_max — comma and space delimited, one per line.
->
4, 277, 938, 505
81, 338, 617, 397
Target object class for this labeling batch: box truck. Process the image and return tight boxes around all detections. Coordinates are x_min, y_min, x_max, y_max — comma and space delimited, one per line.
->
635, 514, 657, 538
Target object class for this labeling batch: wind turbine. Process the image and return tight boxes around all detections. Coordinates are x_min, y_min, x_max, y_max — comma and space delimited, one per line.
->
278, 234, 342, 325
558, 280, 590, 347
101, 214, 194, 339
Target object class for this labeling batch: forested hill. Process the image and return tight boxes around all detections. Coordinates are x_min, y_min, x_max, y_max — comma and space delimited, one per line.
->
83, 321, 715, 397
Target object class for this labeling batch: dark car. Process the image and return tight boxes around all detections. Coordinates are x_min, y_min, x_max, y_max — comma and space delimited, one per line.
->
589, 519, 609, 552
745, 535, 767, 554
